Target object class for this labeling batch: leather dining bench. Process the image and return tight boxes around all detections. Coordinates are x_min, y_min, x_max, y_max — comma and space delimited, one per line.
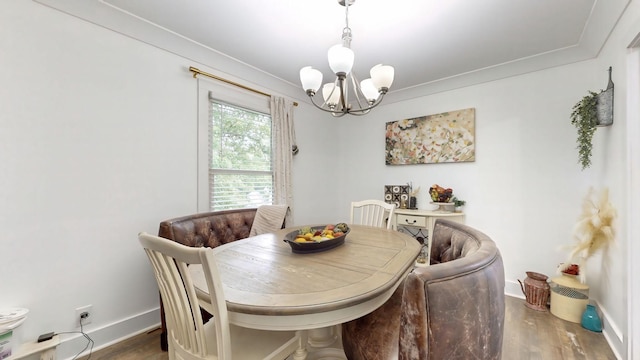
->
341, 219, 505, 360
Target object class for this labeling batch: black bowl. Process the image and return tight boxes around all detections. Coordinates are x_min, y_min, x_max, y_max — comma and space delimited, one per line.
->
283, 226, 350, 254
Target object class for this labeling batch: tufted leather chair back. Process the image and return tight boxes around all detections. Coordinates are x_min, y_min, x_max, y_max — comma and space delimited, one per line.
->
158, 208, 257, 248
429, 220, 481, 264
342, 219, 505, 360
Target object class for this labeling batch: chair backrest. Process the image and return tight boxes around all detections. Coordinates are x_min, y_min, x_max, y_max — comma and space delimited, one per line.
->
341, 219, 505, 360
138, 232, 232, 359
350, 200, 396, 229
158, 208, 257, 248
400, 219, 505, 359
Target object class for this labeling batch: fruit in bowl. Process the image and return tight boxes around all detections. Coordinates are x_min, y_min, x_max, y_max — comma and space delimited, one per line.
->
293, 223, 349, 243
284, 223, 350, 254
429, 184, 453, 203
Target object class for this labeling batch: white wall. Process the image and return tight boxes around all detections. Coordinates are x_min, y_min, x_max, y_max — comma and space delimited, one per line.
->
0, 2, 196, 358
625, 42, 640, 360
340, 61, 604, 285
0, 1, 331, 358
1, 0, 637, 359
335, 1, 639, 356
593, 2, 640, 356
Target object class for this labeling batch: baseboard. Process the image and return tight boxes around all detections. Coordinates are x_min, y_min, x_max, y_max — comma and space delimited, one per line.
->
596, 300, 625, 360
56, 307, 160, 360
54, 286, 628, 360
505, 279, 526, 299
505, 279, 625, 360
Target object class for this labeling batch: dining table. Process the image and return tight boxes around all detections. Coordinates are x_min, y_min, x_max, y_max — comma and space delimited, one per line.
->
190, 224, 421, 360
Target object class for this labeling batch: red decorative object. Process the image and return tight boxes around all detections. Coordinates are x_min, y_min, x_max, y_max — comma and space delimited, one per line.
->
562, 263, 580, 275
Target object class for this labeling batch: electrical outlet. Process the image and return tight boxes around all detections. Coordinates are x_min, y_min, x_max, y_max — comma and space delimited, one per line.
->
75, 305, 92, 326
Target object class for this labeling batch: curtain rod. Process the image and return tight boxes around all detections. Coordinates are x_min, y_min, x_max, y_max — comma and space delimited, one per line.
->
189, 66, 298, 106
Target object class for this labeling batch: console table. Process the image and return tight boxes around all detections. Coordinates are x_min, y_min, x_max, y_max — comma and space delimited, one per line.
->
391, 209, 465, 263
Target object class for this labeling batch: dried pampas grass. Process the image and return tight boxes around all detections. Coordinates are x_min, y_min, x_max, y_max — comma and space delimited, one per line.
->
560, 187, 617, 283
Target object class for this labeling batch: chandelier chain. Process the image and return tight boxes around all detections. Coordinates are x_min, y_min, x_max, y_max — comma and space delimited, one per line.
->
342, 1, 352, 48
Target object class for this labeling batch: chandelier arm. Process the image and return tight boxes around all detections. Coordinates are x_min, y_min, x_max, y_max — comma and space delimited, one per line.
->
305, 92, 385, 116
348, 73, 374, 112
362, 93, 387, 111
306, 94, 348, 117
325, 77, 347, 113
343, 110, 369, 116
344, 93, 388, 115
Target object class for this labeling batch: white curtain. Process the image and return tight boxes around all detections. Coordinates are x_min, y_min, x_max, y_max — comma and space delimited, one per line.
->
271, 96, 297, 225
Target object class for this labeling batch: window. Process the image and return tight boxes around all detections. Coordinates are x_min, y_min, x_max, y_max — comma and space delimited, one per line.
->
208, 100, 273, 210
197, 78, 274, 212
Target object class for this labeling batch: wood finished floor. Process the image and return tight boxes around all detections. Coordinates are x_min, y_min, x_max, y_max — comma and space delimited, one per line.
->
80, 296, 616, 360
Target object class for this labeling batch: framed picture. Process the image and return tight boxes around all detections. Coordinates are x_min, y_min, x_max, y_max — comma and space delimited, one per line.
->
385, 108, 475, 165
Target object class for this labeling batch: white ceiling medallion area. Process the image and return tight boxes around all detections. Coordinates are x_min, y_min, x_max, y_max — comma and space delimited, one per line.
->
34, 0, 630, 105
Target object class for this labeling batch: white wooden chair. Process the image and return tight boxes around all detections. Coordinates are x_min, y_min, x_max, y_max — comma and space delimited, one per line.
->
350, 199, 396, 229
138, 232, 301, 360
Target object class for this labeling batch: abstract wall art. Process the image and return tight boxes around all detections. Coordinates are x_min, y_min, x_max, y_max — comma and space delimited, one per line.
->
385, 108, 475, 165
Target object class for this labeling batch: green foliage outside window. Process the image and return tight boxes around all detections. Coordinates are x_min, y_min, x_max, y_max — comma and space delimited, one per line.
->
210, 102, 273, 210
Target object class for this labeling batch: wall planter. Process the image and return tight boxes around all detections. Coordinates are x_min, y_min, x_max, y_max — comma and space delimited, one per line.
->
596, 67, 614, 126
570, 67, 614, 170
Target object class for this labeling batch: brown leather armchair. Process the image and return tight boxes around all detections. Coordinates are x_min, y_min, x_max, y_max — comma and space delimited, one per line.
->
342, 219, 505, 360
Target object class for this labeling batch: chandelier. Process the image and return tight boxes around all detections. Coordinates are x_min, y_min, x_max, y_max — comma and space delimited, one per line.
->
299, 0, 394, 117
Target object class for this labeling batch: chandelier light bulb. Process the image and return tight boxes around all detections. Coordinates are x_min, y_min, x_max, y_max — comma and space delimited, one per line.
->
322, 83, 341, 106
360, 79, 379, 102
327, 44, 355, 76
370, 64, 394, 91
300, 66, 323, 93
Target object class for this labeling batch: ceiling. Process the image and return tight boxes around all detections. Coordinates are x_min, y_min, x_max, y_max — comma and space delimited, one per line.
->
34, 0, 630, 104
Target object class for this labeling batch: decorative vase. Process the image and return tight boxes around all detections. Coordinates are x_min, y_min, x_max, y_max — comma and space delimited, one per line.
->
518, 271, 550, 311
581, 304, 603, 332
549, 274, 589, 323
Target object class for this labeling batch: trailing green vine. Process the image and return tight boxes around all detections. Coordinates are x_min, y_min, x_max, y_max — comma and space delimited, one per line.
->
570, 91, 600, 170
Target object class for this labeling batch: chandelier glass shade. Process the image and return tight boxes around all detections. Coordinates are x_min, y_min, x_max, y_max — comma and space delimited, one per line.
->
299, 0, 394, 117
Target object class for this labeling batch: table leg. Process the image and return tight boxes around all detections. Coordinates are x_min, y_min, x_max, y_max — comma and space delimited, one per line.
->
307, 326, 339, 348
292, 330, 309, 360
304, 326, 347, 360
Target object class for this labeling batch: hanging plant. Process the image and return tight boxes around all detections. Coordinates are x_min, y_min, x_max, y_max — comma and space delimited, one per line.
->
569, 67, 614, 171
570, 91, 599, 170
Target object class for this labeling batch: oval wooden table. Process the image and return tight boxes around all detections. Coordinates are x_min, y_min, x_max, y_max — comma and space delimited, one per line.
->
191, 224, 421, 359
